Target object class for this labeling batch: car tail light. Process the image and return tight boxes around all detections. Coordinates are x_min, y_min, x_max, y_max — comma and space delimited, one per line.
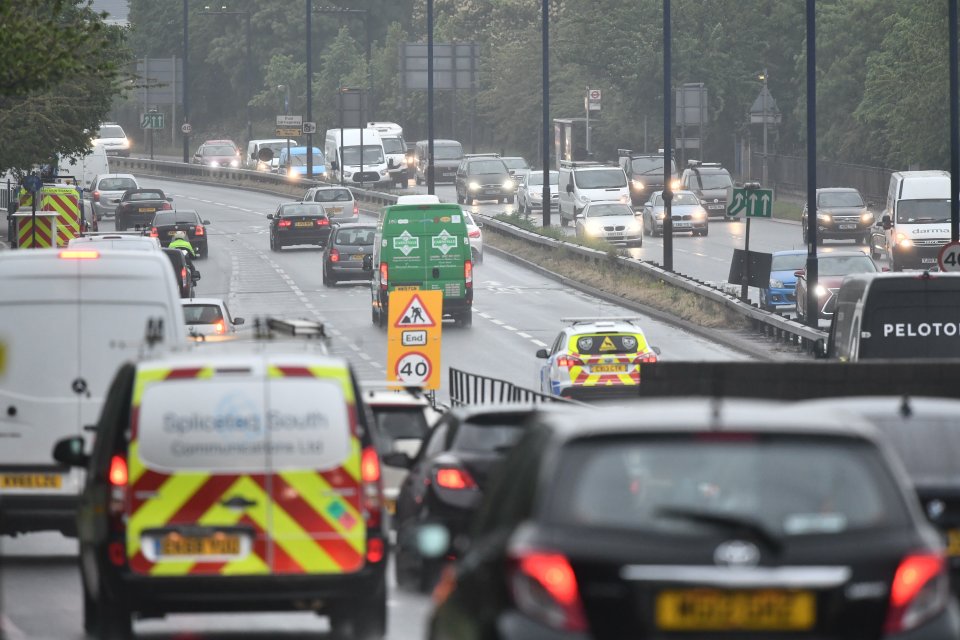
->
380, 262, 389, 290
435, 467, 477, 490
508, 550, 587, 632
161, 201, 172, 210
555, 355, 583, 368
330, 248, 340, 263
194, 224, 205, 236
181, 267, 188, 286
278, 219, 292, 228
149, 227, 158, 238
468, 229, 481, 239
107, 454, 128, 538
360, 446, 384, 532
885, 552, 949, 633
353, 202, 359, 217
633, 352, 658, 364
109, 455, 128, 486
316, 217, 330, 226
59, 250, 99, 260
214, 321, 225, 335
93, 190, 100, 200
464, 260, 473, 285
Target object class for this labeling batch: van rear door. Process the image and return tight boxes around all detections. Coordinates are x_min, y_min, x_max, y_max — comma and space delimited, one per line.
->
420, 214, 470, 304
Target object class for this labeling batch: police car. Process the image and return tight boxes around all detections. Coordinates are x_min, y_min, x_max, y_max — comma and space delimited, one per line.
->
536, 317, 660, 399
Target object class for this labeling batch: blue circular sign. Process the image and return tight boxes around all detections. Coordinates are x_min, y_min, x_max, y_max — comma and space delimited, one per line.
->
22, 175, 42, 194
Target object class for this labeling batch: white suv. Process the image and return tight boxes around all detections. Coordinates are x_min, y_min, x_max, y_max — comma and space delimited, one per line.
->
92, 123, 130, 157
302, 185, 358, 222
557, 161, 630, 227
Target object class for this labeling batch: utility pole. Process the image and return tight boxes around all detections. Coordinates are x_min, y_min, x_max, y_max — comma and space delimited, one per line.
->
804, 0, 819, 328
951, 0, 959, 242
541, 0, 550, 227
182, 0, 190, 163
662, 0, 673, 272
760, 68, 769, 188
199, 5, 253, 146
427, 0, 435, 195
306, 0, 312, 178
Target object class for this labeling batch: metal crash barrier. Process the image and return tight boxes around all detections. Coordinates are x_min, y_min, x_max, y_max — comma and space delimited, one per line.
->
449, 367, 584, 407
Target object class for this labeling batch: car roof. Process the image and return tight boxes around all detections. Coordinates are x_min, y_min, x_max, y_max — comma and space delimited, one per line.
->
447, 403, 550, 422
139, 347, 347, 371
818, 250, 873, 258
817, 187, 861, 194
310, 185, 352, 192
362, 389, 432, 408
181, 298, 227, 307
203, 139, 237, 145
538, 399, 880, 442
773, 249, 808, 256
584, 200, 632, 207
332, 222, 375, 230
649, 190, 695, 199
97, 174, 136, 180
571, 164, 622, 171
798, 395, 960, 417
418, 139, 459, 145
562, 318, 647, 334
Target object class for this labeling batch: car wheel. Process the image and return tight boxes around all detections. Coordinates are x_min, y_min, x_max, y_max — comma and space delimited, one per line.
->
82, 584, 97, 635
459, 310, 473, 327
98, 584, 132, 640
330, 593, 387, 640
456, 193, 464, 204
507, 195, 515, 205
701, 226, 709, 236
115, 217, 124, 231
560, 214, 569, 227
326, 267, 338, 286
198, 244, 208, 259
377, 305, 388, 328
371, 306, 379, 326
653, 226, 662, 238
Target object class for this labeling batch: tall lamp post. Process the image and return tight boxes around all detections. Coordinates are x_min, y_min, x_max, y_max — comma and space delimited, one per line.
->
278, 84, 292, 170
759, 68, 769, 188
541, 0, 550, 227
200, 4, 253, 144
182, 0, 190, 163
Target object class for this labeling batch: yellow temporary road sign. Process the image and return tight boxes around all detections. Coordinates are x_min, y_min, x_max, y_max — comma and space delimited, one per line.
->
387, 290, 442, 390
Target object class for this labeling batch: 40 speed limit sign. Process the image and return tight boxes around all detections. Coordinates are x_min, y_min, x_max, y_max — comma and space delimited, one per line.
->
387, 290, 443, 389
938, 241, 960, 272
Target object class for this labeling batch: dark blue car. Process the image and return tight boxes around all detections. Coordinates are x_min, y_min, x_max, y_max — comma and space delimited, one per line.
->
761, 249, 807, 311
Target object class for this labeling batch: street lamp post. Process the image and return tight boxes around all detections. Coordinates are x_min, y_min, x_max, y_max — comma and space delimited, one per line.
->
662, 0, 674, 272
182, 0, 190, 163
759, 68, 768, 188
541, 0, 550, 227
278, 84, 291, 171
200, 5, 253, 144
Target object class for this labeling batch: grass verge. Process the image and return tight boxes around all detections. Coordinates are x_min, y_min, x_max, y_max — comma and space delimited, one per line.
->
772, 200, 803, 221
484, 223, 750, 330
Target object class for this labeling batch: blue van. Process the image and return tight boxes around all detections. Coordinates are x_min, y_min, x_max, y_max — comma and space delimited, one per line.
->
278, 146, 326, 179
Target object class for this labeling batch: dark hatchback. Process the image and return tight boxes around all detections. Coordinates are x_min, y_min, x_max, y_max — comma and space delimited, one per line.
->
322, 223, 375, 285
428, 401, 959, 640
161, 247, 199, 298
149, 210, 210, 258
389, 405, 541, 593
802, 187, 875, 245
114, 189, 172, 232
795, 251, 880, 323
267, 202, 331, 251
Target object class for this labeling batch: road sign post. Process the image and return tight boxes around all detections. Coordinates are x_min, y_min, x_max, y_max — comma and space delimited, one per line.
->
731, 183, 772, 301
387, 290, 443, 389
938, 241, 960, 272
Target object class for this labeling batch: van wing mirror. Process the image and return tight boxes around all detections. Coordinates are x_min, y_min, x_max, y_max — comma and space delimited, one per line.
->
382, 451, 413, 469
233, 317, 245, 325
192, 271, 202, 282
52, 436, 89, 468
881, 214, 892, 230
536, 348, 549, 359
362, 255, 373, 271
565, 184, 574, 194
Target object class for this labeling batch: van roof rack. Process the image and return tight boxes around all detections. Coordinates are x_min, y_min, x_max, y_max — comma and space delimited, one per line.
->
687, 159, 722, 168
561, 316, 642, 326
253, 317, 328, 339
463, 152, 500, 158
558, 160, 607, 168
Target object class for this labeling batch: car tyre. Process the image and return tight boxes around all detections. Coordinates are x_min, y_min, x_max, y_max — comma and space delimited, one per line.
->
377, 305, 388, 328
82, 584, 97, 635
459, 310, 473, 328
506, 195, 515, 205
456, 193, 464, 204
198, 244, 208, 259
98, 585, 132, 640
326, 266, 338, 286
115, 217, 125, 232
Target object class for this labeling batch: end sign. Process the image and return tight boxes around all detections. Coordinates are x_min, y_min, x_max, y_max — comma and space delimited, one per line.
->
387, 290, 443, 389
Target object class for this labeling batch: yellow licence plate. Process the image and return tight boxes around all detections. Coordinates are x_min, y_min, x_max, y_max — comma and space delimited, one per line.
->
592, 364, 627, 373
159, 534, 241, 557
947, 529, 960, 556
351, 254, 366, 261
328, 207, 343, 214
394, 286, 419, 291
0, 473, 63, 489
385, 498, 397, 516
656, 589, 815, 631
295, 221, 314, 227
138, 207, 155, 213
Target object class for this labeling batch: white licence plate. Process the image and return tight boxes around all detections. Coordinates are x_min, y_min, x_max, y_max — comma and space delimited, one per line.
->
674, 222, 691, 228
607, 233, 624, 238
922, 258, 938, 263
839, 224, 857, 230
707, 204, 725, 210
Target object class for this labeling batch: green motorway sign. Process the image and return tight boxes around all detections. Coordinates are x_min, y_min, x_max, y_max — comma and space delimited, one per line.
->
729, 187, 773, 218
140, 111, 165, 130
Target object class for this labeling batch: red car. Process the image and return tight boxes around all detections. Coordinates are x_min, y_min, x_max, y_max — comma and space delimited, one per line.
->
191, 139, 241, 168
795, 251, 880, 322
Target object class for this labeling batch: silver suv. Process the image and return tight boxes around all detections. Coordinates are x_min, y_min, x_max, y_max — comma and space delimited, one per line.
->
679, 160, 735, 220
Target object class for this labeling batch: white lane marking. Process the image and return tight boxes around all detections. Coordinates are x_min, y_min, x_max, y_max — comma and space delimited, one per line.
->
214, 202, 227, 206
502, 325, 517, 331
517, 332, 532, 339
478, 312, 491, 318
200, 199, 213, 203
491, 319, 504, 325
532, 339, 548, 347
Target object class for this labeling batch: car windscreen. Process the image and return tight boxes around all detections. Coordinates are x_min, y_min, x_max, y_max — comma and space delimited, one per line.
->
698, 172, 733, 190
312, 188, 352, 202
452, 423, 526, 453
281, 204, 325, 217
630, 157, 673, 175
342, 145, 385, 165
586, 203, 634, 217
290, 150, 323, 166
658, 192, 699, 206
99, 178, 137, 191
183, 304, 224, 325
573, 333, 643, 355
819, 191, 864, 208
771, 253, 807, 272
98, 126, 125, 139
203, 145, 236, 156
467, 160, 508, 175
434, 144, 463, 160
127, 191, 164, 201
819, 255, 878, 276
865, 412, 960, 484
502, 158, 528, 171
575, 169, 627, 189
335, 227, 376, 246
381, 138, 405, 154
526, 171, 558, 186
546, 435, 909, 536
897, 199, 951, 224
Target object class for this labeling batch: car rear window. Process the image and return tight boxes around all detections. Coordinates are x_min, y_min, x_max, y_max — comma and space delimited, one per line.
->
137, 378, 352, 473
335, 227, 375, 246
153, 213, 176, 226
128, 191, 164, 201
453, 423, 526, 453
100, 178, 137, 191
312, 188, 353, 203
546, 435, 909, 537
98, 126, 125, 138
869, 413, 960, 483
282, 203, 325, 217
373, 407, 430, 450
183, 304, 224, 325
574, 333, 642, 355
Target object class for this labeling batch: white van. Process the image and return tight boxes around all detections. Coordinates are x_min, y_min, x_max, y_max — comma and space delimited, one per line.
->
557, 161, 631, 226
0, 249, 187, 536
245, 138, 296, 170
324, 128, 392, 187
58, 144, 110, 190
366, 122, 407, 187
875, 170, 951, 271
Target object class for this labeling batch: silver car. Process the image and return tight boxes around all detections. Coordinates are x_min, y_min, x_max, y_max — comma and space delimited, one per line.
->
517, 170, 559, 215
641, 190, 709, 237
575, 200, 643, 246
90, 173, 138, 220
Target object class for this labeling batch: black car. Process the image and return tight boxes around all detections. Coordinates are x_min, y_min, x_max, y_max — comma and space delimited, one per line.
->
429, 400, 959, 640
322, 223, 376, 285
267, 202, 331, 251
149, 209, 210, 258
114, 188, 172, 231
388, 405, 540, 592
802, 187, 875, 245
455, 155, 515, 205
161, 247, 200, 298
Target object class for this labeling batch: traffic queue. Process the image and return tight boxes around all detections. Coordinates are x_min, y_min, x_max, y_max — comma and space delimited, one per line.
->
4, 171, 960, 640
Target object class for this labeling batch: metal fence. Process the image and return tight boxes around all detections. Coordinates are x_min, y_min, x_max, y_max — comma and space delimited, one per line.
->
747, 152, 894, 205
448, 367, 583, 407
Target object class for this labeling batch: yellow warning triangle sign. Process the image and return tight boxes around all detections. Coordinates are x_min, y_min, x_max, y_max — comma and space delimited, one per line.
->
395, 294, 436, 328
599, 336, 617, 351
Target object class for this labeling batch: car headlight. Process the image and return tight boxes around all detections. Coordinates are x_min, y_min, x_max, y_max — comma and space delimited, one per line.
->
815, 284, 828, 297
861, 212, 874, 223
503, 178, 515, 190
120, 138, 130, 149
632, 179, 644, 190
670, 178, 681, 190
208, 161, 220, 167
288, 168, 298, 179
896, 233, 913, 248
230, 159, 240, 168
692, 207, 707, 219
629, 218, 643, 230
530, 191, 542, 201
619, 195, 630, 204
817, 212, 832, 222
380, 170, 388, 176
770, 279, 784, 288
656, 212, 666, 220
585, 222, 603, 235
468, 181, 480, 191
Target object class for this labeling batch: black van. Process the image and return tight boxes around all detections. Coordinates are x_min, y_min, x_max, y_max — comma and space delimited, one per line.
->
827, 272, 960, 361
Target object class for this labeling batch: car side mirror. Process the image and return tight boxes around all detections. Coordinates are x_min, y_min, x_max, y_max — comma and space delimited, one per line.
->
565, 184, 574, 194
192, 271, 201, 283
387, 158, 396, 169
362, 255, 373, 270
536, 348, 549, 359
233, 317, 245, 325
794, 270, 805, 278
203, 220, 211, 225
477, 221, 483, 228
52, 436, 89, 468
266, 214, 274, 220
382, 451, 413, 469
652, 346, 662, 355
881, 214, 892, 230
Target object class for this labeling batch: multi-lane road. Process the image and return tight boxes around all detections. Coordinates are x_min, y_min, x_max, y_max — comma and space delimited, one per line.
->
1, 176, 760, 640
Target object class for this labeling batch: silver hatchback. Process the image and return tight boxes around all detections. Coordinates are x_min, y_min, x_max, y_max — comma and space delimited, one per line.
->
90, 173, 138, 220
